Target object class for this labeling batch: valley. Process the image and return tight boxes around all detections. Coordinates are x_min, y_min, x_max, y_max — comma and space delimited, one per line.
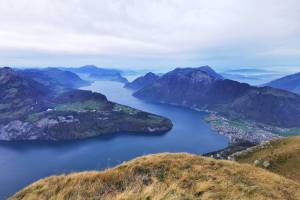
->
1, 65, 300, 199
0, 79, 228, 199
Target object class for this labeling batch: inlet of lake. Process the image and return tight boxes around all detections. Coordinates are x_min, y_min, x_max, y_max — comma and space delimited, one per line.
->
0, 80, 228, 199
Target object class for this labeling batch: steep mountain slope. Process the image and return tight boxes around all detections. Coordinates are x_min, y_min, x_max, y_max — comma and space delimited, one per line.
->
194, 65, 224, 80
0, 67, 172, 141
0, 67, 50, 123
124, 72, 159, 90
234, 136, 300, 183
63, 65, 128, 83
134, 66, 300, 128
10, 153, 300, 200
18, 68, 90, 92
264, 72, 300, 94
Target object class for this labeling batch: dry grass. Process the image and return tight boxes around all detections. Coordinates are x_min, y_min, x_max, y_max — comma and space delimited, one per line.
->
10, 153, 300, 200
235, 136, 300, 183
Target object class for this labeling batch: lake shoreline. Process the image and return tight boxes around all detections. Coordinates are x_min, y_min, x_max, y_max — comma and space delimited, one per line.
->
0, 80, 228, 199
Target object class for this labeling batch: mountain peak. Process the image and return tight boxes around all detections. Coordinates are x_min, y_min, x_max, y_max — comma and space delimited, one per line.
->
197, 66, 224, 80
0, 66, 15, 74
144, 72, 158, 78
80, 65, 98, 69
124, 72, 160, 90
0, 67, 19, 85
167, 66, 223, 81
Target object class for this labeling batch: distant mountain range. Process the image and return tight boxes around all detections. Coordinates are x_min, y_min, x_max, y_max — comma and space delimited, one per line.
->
17, 67, 90, 93
224, 68, 271, 74
221, 68, 284, 85
133, 66, 300, 128
264, 72, 300, 94
0, 67, 172, 141
62, 65, 128, 83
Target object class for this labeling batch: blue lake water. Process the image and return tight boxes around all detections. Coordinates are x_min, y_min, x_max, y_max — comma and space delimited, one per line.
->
0, 81, 228, 199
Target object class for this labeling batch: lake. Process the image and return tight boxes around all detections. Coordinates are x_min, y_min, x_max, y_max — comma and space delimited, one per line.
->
0, 81, 228, 199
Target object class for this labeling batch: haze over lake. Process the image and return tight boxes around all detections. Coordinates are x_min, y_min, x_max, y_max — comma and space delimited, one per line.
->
0, 80, 228, 199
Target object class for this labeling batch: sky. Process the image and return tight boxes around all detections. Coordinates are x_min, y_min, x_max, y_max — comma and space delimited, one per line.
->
0, 0, 300, 71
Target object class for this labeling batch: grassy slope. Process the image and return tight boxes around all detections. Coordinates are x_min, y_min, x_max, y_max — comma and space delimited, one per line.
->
234, 136, 300, 183
11, 153, 300, 200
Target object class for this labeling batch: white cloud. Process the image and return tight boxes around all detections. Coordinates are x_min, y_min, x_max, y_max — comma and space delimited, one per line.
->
0, 0, 299, 69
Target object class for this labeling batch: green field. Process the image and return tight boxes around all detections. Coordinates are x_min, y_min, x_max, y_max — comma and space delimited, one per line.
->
55, 100, 103, 112
113, 104, 139, 115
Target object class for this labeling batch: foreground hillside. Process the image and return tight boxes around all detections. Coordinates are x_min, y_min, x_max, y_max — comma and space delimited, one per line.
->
11, 153, 300, 200
234, 136, 300, 183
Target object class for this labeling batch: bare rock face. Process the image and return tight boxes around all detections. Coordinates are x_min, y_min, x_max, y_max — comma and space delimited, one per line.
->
36, 118, 59, 128
0, 120, 49, 141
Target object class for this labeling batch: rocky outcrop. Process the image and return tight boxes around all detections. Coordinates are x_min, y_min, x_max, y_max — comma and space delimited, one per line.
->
0, 120, 46, 140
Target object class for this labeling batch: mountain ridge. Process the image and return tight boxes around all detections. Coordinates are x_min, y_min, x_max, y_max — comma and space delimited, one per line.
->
17, 67, 90, 93
62, 65, 128, 83
264, 72, 300, 94
133, 66, 300, 128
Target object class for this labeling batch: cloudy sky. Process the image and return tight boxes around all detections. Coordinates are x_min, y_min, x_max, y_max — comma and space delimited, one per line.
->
0, 0, 300, 70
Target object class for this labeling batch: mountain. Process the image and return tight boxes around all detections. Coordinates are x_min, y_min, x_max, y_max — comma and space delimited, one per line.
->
134, 66, 300, 128
0, 67, 172, 141
17, 68, 90, 92
264, 72, 300, 94
124, 72, 160, 90
195, 65, 224, 80
62, 65, 128, 83
11, 153, 300, 200
0, 67, 50, 123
